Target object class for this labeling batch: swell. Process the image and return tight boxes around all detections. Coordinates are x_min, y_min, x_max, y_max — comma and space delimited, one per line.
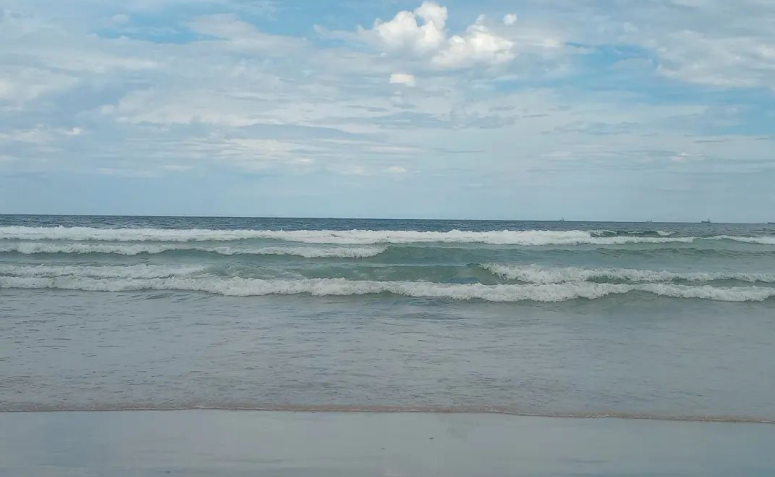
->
1, 276, 773, 302
2, 226, 774, 245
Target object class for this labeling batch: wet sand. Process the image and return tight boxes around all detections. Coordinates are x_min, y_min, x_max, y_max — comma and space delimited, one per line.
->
1, 411, 774, 476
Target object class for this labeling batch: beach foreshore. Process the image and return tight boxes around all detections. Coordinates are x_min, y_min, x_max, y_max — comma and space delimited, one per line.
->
1, 411, 774, 476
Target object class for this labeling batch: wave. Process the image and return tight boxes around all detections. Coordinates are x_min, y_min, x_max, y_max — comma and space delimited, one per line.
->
713, 235, 775, 245
0, 226, 698, 245
2, 226, 773, 246
0, 242, 387, 258
2, 225, 774, 247
481, 264, 775, 284
593, 230, 675, 237
1, 276, 773, 302
5, 263, 772, 286
0, 264, 205, 279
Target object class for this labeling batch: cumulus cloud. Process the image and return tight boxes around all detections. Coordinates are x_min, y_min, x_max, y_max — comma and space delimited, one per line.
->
390, 73, 416, 86
431, 19, 515, 69
503, 14, 517, 26
373, 2, 447, 54
366, 2, 514, 69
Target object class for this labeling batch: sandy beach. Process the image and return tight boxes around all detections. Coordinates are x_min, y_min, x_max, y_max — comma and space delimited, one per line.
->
1, 411, 774, 476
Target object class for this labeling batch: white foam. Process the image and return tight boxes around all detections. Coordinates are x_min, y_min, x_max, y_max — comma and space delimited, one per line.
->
0, 276, 772, 302
0, 226, 699, 245
0, 242, 387, 258
482, 264, 775, 284
206, 246, 387, 258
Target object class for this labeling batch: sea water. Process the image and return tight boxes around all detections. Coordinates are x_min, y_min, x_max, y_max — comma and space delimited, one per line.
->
1, 215, 774, 420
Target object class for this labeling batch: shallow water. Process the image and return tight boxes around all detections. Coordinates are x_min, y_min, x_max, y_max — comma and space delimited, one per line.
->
1, 411, 774, 477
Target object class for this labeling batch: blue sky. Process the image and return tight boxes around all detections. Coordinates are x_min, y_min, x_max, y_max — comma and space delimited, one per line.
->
1, 0, 774, 221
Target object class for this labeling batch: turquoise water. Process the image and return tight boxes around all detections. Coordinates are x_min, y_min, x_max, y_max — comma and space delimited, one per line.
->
1, 215, 774, 418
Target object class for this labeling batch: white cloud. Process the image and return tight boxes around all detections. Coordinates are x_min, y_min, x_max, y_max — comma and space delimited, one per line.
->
414, 1, 448, 30
670, 152, 704, 163
560, 0, 775, 90
503, 14, 517, 26
365, 2, 514, 70
2, 0, 775, 220
385, 166, 408, 173
0, 67, 78, 107
390, 73, 416, 87
431, 21, 515, 69
340, 165, 369, 176
372, 2, 447, 54
0, 126, 84, 144
188, 14, 307, 54
654, 32, 775, 89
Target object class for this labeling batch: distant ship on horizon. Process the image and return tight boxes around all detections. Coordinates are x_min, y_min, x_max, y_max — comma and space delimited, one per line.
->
701, 219, 711, 224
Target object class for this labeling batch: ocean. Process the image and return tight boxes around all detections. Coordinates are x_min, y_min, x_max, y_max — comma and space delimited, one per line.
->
1, 215, 774, 421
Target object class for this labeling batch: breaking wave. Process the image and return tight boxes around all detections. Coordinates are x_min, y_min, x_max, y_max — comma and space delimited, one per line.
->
0, 264, 205, 279
0, 242, 387, 258
481, 264, 775, 284
0, 226, 701, 245
1, 276, 773, 302
1, 226, 774, 246
713, 235, 775, 245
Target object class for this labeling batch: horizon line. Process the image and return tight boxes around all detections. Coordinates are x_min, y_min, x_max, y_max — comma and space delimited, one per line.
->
0, 212, 768, 225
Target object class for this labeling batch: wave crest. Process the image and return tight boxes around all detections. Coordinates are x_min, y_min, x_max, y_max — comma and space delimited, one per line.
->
0, 226, 696, 245
712, 235, 775, 245
0, 264, 205, 279
1, 276, 773, 302
481, 264, 775, 284
2, 226, 774, 246
0, 243, 387, 258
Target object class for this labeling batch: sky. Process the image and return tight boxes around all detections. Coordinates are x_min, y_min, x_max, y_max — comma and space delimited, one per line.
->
1, 0, 774, 222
